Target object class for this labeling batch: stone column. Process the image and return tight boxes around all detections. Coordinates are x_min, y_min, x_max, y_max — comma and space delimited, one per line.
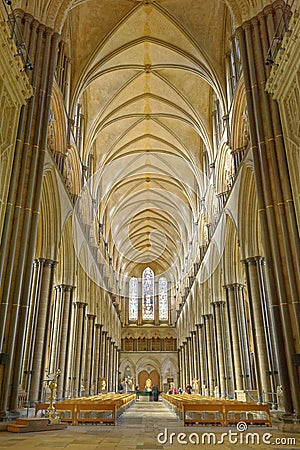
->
178, 348, 182, 388
236, 2, 300, 413
243, 257, 273, 403
186, 337, 192, 385
222, 300, 235, 397
100, 331, 107, 383
84, 314, 95, 395
182, 342, 188, 388
106, 337, 112, 390
192, 330, 199, 382
214, 302, 226, 396
225, 285, 243, 390
204, 314, 214, 395
21, 259, 44, 391
111, 343, 115, 392
48, 285, 63, 375
65, 301, 77, 398
56, 286, 74, 400
196, 324, 206, 393
234, 284, 253, 389
0, 15, 60, 417
93, 324, 102, 393
116, 348, 120, 392
29, 260, 57, 405
188, 335, 195, 382
73, 302, 86, 396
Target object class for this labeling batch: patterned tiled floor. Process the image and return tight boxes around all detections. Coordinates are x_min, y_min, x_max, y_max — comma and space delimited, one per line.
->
0, 401, 299, 449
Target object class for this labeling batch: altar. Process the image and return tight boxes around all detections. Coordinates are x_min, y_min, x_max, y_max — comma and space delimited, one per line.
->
138, 392, 152, 402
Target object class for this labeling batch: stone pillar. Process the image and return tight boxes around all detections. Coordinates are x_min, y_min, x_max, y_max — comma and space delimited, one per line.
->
65, 301, 77, 398
234, 284, 253, 389
225, 285, 243, 390
204, 314, 214, 395
29, 260, 57, 405
192, 330, 199, 382
188, 336, 195, 383
243, 257, 273, 404
186, 337, 192, 385
214, 302, 226, 396
73, 302, 86, 396
0, 15, 60, 417
21, 259, 44, 392
222, 300, 235, 397
182, 342, 188, 388
100, 331, 107, 383
56, 285, 74, 400
111, 343, 115, 392
236, 2, 300, 413
85, 314, 95, 395
116, 348, 120, 392
178, 348, 182, 388
93, 324, 102, 393
196, 324, 206, 393
106, 337, 112, 390
49, 285, 63, 375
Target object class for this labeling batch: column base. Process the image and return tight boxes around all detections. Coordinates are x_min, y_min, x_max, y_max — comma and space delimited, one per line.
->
0, 410, 21, 422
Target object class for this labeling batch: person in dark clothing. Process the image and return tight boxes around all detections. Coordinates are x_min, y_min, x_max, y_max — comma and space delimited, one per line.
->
152, 384, 159, 401
186, 384, 192, 394
135, 384, 140, 399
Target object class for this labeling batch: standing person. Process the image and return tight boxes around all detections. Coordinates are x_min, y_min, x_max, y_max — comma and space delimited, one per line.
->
135, 384, 140, 399
152, 384, 159, 401
186, 383, 192, 394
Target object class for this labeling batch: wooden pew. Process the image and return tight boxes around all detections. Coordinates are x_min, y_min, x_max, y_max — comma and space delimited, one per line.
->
224, 402, 271, 427
162, 393, 271, 427
35, 393, 136, 426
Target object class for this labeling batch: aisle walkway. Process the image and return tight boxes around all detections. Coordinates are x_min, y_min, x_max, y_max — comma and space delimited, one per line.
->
0, 401, 299, 449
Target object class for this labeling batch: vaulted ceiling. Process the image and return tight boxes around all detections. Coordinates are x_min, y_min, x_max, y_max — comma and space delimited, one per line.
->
15, 0, 275, 284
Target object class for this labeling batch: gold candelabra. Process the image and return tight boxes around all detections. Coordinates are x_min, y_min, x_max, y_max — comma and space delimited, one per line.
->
45, 369, 61, 424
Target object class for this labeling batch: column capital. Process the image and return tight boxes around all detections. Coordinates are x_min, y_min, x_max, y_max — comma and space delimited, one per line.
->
203, 313, 213, 319
242, 20, 252, 32
76, 301, 87, 308
224, 283, 243, 290
213, 300, 226, 307
87, 313, 96, 320
33, 257, 45, 266
263, 4, 274, 16
251, 16, 259, 27
242, 256, 265, 266
95, 323, 102, 329
44, 259, 58, 268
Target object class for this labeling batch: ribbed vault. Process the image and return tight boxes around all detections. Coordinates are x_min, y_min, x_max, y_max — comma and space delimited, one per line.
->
12, 0, 277, 286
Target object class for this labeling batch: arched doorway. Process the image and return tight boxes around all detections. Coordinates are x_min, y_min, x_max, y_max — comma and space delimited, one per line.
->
138, 370, 160, 390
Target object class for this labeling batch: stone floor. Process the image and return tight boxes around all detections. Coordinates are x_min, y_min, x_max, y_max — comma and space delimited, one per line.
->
0, 401, 300, 449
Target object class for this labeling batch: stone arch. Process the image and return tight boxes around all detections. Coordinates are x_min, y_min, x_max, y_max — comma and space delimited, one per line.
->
55, 214, 75, 286
223, 213, 243, 285
238, 164, 263, 259
35, 169, 61, 260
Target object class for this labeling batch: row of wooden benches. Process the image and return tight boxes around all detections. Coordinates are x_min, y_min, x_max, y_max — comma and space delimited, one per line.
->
162, 393, 271, 427
35, 393, 136, 425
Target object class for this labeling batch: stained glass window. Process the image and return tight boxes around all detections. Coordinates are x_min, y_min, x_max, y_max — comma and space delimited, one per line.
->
159, 277, 168, 320
129, 277, 138, 321
142, 267, 154, 320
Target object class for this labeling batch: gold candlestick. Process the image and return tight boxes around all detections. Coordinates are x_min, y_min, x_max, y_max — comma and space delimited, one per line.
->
45, 369, 61, 424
